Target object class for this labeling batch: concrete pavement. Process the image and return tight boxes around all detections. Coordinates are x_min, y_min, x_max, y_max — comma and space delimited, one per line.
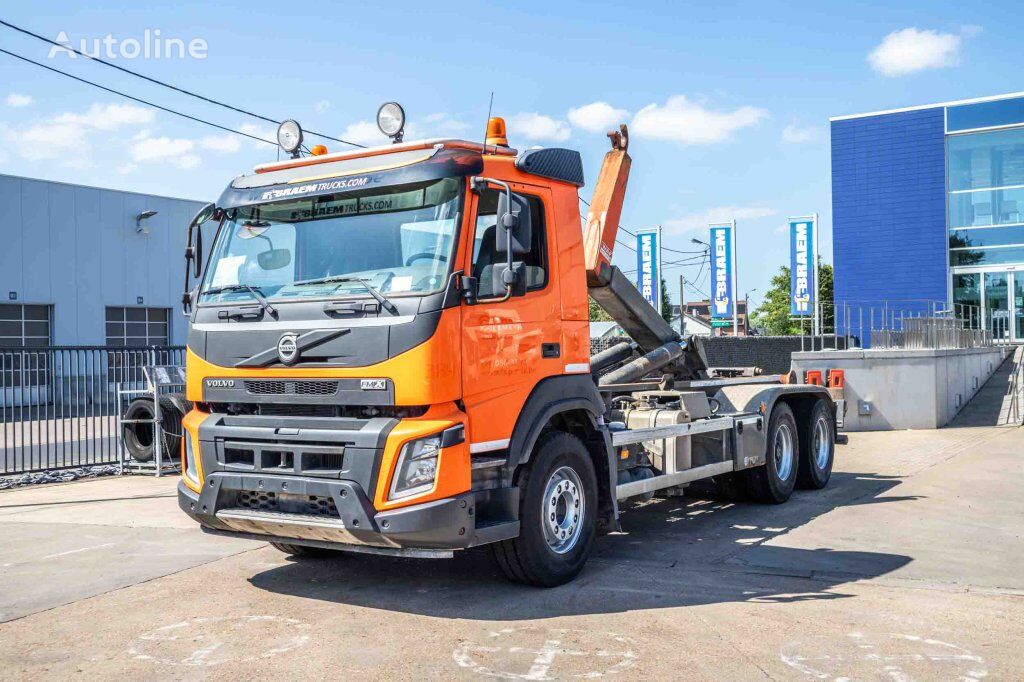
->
0, 423, 1021, 680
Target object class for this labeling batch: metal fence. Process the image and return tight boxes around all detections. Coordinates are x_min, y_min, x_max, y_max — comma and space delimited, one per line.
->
1, 346, 185, 475
792, 300, 998, 351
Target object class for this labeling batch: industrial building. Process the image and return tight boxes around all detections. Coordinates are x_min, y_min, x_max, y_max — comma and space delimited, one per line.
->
0, 174, 207, 348
831, 91, 1024, 343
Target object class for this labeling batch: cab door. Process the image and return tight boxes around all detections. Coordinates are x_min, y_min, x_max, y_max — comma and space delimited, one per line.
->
460, 183, 562, 454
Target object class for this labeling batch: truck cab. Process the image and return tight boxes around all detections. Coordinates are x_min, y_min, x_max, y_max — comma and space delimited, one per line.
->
178, 117, 612, 576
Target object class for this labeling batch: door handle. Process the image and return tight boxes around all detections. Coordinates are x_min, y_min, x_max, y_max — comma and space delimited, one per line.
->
541, 342, 560, 358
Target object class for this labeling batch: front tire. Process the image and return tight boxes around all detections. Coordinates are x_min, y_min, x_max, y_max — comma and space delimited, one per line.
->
797, 399, 835, 489
743, 402, 799, 504
490, 431, 598, 587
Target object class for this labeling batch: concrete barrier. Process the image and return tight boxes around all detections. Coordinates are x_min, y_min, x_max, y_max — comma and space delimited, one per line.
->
792, 347, 1008, 431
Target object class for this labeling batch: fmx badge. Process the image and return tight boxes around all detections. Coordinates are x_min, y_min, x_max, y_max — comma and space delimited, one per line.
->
277, 332, 299, 365
709, 223, 734, 319
360, 379, 387, 391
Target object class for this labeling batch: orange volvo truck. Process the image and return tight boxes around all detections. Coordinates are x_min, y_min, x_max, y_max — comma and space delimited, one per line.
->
178, 105, 841, 586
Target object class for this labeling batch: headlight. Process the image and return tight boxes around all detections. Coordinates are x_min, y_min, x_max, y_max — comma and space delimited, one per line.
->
389, 434, 441, 500
277, 119, 303, 155
183, 434, 200, 486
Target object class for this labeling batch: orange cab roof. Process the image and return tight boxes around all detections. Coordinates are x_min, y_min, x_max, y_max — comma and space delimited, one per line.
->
254, 138, 517, 174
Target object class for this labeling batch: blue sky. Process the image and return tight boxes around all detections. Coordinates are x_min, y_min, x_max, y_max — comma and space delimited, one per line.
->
1, 1, 1020, 308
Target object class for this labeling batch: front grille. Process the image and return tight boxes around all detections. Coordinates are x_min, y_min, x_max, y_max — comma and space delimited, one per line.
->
258, 404, 337, 417
245, 380, 339, 396
238, 490, 277, 511
236, 491, 338, 517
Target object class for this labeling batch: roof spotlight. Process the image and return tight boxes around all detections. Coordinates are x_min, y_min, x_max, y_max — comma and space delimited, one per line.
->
376, 102, 406, 143
277, 119, 304, 157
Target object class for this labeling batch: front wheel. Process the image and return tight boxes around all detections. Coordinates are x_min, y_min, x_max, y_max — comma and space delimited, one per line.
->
490, 431, 598, 587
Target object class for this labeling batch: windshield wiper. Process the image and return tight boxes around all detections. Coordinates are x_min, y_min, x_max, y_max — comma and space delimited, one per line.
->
292, 275, 398, 315
204, 284, 277, 316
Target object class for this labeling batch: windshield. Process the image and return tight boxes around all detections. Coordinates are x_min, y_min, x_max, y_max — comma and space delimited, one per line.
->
199, 177, 462, 304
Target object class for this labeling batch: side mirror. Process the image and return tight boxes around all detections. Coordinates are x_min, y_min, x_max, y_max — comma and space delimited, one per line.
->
183, 202, 217, 313
488, 262, 527, 298
257, 248, 291, 271
496, 193, 532, 255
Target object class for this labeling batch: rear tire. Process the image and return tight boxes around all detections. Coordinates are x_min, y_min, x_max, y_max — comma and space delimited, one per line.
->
270, 542, 342, 558
743, 402, 799, 504
490, 431, 598, 587
797, 399, 834, 489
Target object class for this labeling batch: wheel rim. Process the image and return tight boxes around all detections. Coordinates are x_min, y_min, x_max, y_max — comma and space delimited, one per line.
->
774, 422, 795, 481
541, 466, 585, 554
813, 416, 830, 469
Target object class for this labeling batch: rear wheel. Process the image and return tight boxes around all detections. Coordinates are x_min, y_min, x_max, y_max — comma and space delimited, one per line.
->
743, 402, 799, 504
797, 399, 834, 489
490, 431, 597, 587
269, 542, 343, 558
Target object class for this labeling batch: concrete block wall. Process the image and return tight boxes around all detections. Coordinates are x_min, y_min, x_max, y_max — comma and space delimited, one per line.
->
792, 347, 1007, 431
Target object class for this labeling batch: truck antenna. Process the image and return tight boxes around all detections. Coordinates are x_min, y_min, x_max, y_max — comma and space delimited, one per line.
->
482, 91, 494, 150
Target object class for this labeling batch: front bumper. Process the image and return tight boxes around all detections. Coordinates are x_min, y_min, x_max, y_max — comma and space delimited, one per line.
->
178, 472, 517, 553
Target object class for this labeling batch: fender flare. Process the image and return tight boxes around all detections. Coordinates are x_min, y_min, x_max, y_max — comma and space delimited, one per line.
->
503, 374, 619, 530
505, 374, 606, 470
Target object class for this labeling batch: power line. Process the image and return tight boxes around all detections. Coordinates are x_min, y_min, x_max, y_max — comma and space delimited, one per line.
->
0, 18, 365, 148
578, 196, 704, 257
0, 48, 278, 146
0, 48, 282, 146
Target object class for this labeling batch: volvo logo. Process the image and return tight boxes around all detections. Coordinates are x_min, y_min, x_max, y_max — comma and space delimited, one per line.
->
205, 379, 235, 388
277, 332, 300, 365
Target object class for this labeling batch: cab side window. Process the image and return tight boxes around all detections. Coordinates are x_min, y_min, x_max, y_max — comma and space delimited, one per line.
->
471, 189, 547, 298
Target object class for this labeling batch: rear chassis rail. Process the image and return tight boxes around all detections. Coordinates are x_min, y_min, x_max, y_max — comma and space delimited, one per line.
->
611, 413, 764, 500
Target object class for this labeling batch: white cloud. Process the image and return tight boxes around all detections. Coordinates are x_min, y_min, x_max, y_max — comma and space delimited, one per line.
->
412, 112, 469, 138
567, 102, 629, 132
663, 205, 777, 235
340, 120, 389, 146
314, 100, 331, 113
200, 134, 242, 153
868, 28, 963, 77
509, 112, 571, 142
238, 122, 276, 149
781, 121, 821, 144
117, 162, 139, 175
5, 93, 34, 108
130, 135, 201, 169
53, 102, 154, 131
631, 96, 768, 145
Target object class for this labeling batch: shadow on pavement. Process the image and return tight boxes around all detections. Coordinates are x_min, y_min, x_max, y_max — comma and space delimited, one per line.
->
247, 470, 914, 620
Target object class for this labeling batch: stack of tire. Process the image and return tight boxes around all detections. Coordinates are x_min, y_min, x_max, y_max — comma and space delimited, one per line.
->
122, 393, 191, 464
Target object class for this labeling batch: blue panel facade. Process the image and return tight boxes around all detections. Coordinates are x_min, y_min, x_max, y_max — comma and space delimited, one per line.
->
0, 174, 207, 346
830, 108, 948, 310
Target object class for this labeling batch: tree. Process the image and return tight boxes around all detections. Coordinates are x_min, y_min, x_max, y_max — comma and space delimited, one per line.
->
660, 277, 673, 323
752, 262, 834, 336
589, 297, 613, 322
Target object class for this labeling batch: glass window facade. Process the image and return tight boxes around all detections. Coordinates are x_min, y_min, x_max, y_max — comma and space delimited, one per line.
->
948, 126, 1024, 266
947, 96, 1024, 132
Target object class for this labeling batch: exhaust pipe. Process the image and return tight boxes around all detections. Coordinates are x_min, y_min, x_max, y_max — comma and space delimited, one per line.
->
599, 341, 683, 386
